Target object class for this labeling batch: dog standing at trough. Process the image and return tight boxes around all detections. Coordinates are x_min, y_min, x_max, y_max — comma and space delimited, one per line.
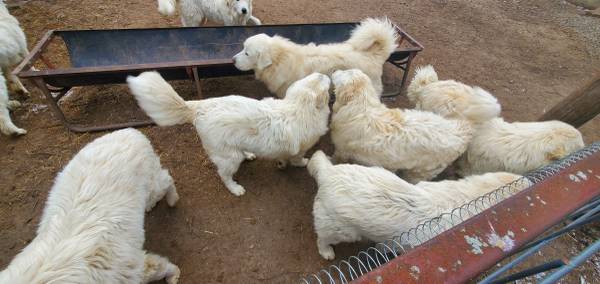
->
233, 18, 398, 97
0, 1, 28, 135
157, 0, 261, 26
0, 129, 180, 283
128, 71, 331, 196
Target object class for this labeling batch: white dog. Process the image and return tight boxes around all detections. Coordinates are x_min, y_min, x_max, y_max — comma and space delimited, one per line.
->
0, 73, 25, 135
0, 1, 28, 135
330, 69, 473, 182
233, 18, 398, 97
408, 65, 585, 176
157, 0, 261, 26
128, 71, 330, 196
0, 129, 180, 283
308, 150, 524, 260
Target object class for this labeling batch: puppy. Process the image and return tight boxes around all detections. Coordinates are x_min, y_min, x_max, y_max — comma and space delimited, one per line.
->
158, 0, 261, 26
0, 73, 25, 135
0, 129, 180, 283
308, 150, 525, 260
128, 71, 330, 196
330, 69, 473, 183
0, 2, 28, 135
233, 18, 398, 97
408, 65, 584, 175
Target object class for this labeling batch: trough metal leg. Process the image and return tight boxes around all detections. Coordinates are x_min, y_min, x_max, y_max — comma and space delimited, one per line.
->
192, 67, 203, 98
33, 78, 154, 133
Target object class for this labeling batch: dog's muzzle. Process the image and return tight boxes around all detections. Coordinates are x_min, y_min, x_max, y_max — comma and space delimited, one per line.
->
241, 8, 248, 14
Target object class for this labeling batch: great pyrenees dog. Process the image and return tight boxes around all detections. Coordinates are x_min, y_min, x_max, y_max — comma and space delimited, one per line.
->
128, 71, 330, 196
408, 65, 584, 176
0, 129, 180, 283
233, 18, 398, 97
0, 2, 28, 135
308, 150, 525, 260
330, 69, 473, 183
157, 0, 261, 26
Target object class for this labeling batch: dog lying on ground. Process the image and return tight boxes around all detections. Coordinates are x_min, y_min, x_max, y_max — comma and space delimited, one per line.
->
0, 129, 180, 283
128, 71, 330, 196
330, 69, 473, 183
157, 0, 261, 26
0, 2, 28, 135
233, 18, 398, 97
308, 150, 525, 260
408, 65, 584, 176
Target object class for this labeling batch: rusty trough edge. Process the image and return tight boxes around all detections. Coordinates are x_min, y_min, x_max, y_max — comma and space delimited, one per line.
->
351, 146, 600, 284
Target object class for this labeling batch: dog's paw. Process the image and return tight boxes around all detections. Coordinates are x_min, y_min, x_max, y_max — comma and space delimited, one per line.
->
291, 158, 309, 167
7, 100, 21, 110
166, 266, 181, 284
319, 245, 336, 260
276, 160, 287, 169
228, 184, 246, 196
243, 151, 256, 161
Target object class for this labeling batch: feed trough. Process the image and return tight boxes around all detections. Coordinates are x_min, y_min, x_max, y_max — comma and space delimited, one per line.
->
14, 23, 423, 132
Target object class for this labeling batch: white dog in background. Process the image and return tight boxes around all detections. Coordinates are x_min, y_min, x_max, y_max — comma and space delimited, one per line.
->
308, 150, 524, 260
128, 71, 331, 196
0, 1, 28, 135
233, 18, 398, 97
0, 129, 180, 283
330, 69, 473, 183
157, 0, 261, 26
408, 65, 585, 176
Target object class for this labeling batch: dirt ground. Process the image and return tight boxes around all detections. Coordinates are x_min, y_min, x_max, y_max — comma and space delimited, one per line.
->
1, 0, 600, 283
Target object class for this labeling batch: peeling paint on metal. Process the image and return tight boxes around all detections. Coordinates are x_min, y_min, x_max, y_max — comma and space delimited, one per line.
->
520, 227, 527, 232
376, 275, 383, 283
577, 171, 588, 180
486, 222, 516, 252
437, 267, 447, 273
540, 199, 547, 205
526, 196, 532, 201
409, 266, 420, 280
530, 203, 535, 207
570, 174, 582, 183
464, 235, 486, 255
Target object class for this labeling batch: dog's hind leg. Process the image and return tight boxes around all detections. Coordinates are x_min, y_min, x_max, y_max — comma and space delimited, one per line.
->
2, 67, 28, 95
142, 252, 180, 284
211, 151, 246, 196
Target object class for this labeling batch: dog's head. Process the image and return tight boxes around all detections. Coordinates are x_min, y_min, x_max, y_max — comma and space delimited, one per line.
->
331, 69, 379, 112
285, 73, 331, 109
233, 33, 276, 71
227, 0, 252, 16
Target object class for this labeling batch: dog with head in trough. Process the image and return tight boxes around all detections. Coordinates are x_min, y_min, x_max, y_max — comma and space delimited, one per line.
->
127, 71, 331, 196
233, 18, 398, 98
307, 150, 527, 260
157, 0, 261, 26
329, 68, 474, 183
0, 129, 180, 283
408, 65, 585, 176
0, 1, 28, 136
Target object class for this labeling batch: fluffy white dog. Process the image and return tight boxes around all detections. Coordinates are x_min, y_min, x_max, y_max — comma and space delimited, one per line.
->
157, 0, 261, 26
0, 1, 28, 135
330, 69, 473, 182
0, 73, 25, 135
0, 129, 180, 283
128, 71, 330, 196
233, 18, 398, 97
408, 65, 585, 176
308, 150, 524, 260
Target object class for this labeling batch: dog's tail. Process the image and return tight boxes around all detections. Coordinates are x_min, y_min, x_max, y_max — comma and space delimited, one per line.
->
459, 87, 502, 124
127, 71, 196, 126
347, 18, 398, 63
407, 65, 438, 99
307, 150, 333, 180
157, 0, 176, 16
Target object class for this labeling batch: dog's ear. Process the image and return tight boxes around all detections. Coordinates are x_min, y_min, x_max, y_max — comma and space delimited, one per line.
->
256, 49, 273, 70
226, 0, 234, 7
